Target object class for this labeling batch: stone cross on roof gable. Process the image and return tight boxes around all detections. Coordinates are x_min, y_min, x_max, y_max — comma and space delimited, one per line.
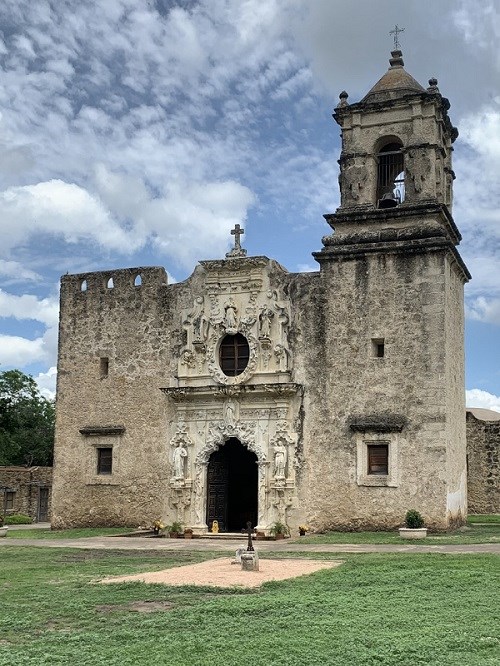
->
225, 223, 248, 258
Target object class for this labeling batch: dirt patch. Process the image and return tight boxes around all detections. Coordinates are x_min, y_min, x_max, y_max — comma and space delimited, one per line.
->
100, 557, 342, 589
96, 600, 175, 613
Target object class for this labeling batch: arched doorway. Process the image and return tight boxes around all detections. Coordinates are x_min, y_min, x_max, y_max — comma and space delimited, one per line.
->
206, 438, 257, 532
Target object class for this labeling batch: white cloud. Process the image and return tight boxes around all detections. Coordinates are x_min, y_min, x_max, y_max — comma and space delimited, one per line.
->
35, 366, 57, 400
466, 388, 500, 413
0, 260, 40, 282
0, 334, 46, 367
296, 263, 317, 273
0, 180, 139, 254
0, 289, 59, 326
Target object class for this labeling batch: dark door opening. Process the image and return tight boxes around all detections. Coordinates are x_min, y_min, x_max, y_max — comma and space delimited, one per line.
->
38, 488, 49, 522
206, 438, 257, 532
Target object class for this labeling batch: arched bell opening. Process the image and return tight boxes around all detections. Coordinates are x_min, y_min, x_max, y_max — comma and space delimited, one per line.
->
376, 141, 405, 207
206, 438, 258, 532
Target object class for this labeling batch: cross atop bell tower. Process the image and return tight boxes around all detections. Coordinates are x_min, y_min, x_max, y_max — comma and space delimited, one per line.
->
389, 24, 405, 50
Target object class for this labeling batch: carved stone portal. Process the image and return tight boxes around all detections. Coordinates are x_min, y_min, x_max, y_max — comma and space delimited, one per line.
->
166, 257, 301, 534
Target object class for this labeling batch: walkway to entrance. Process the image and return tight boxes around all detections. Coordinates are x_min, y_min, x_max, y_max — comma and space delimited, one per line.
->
2, 535, 499, 555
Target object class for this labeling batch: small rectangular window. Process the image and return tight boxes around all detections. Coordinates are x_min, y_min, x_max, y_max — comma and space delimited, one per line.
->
97, 447, 113, 475
372, 338, 385, 358
5, 491, 15, 510
100, 357, 109, 378
367, 444, 389, 475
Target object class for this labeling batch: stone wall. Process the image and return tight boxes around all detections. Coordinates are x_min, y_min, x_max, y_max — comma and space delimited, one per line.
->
299, 247, 458, 531
52, 266, 175, 527
466, 411, 500, 514
0, 466, 52, 522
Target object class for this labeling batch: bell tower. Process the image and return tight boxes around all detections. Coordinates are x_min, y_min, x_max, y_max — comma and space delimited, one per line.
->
311, 50, 471, 529
334, 49, 458, 211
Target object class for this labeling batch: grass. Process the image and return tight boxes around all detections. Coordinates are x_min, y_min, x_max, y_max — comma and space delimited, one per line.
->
468, 514, 500, 524
0, 546, 498, 665
5, 527, 137, 539
297, 520, 500, 545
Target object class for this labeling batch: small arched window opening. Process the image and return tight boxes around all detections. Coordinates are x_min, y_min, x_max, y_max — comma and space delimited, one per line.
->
107, 277, 114, 289
80, 279, 87, 292
134, 274, 142, 287
377, 142, 405, 208
219, 333, 250, 377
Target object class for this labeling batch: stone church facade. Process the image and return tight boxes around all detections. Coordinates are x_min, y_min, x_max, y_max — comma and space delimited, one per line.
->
52, 50, 470, 532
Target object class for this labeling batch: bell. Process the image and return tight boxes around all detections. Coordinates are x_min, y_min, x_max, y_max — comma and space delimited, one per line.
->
378, 192, 399, 208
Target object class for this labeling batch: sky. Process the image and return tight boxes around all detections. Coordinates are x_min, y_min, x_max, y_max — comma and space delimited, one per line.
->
0, 0, 499, 411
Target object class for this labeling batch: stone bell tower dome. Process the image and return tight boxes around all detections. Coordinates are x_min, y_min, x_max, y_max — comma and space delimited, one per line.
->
334, 49, 458, 211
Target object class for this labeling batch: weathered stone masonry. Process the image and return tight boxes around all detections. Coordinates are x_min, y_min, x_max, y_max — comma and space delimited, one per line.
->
52, 50, 471, 532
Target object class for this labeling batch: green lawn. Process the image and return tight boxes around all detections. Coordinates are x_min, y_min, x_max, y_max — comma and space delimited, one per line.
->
0, 546, 498, 665
6, 526, 137, 540
297, 520, 500, 545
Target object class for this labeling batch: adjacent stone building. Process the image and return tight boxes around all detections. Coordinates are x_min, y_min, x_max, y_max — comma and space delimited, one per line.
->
0, 466, 52, 523
52, 50, 471, 532
466, 409, 500, 514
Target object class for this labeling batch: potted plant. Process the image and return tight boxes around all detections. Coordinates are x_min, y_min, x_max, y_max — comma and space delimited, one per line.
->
152, 519, 165, 536
399, 510, 427, 539
167, 521, 183, 538
298, 525, 308, 536
269, 521, 290, 540
0, 516, 7, 538
183, 527, 194, 539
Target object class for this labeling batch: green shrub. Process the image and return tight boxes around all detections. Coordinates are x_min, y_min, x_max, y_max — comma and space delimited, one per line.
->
4, 514, 33, 525
405, 509, 424, 529
269, 521, 290, 536
166, 521, 182, 533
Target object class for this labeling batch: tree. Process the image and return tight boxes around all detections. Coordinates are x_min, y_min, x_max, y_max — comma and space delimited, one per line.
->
0, 370, 55, 466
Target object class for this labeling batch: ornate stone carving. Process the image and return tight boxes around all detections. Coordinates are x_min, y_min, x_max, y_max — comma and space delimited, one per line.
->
172, 443, 188, 480
187, 296, 209, 342
195, 420, 265, 463
180, 349, 196, 369
258, 306, 274, 338
224, 398, 238, 426
170, 425, 194, 484
270, 421, 296, 482
223, 299, 238, 332
206, 330, 259, 385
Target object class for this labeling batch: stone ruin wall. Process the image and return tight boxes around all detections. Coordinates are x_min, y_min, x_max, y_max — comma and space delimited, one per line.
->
53, 266, 177, 528
466, 413, 500, 514
0, 466, 52, 522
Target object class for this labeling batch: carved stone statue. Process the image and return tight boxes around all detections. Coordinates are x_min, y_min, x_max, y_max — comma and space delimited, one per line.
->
259, 307, 274, 337
172, 442, 188, 479
224, 300, 238, 330
189, 296, 208, 341
225, 399, 237, 427
273, 441, 287, 478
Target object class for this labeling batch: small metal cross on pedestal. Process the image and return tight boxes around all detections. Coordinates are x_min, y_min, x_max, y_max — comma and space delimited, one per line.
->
390, 24, 405, 50
246, 521, 254, 552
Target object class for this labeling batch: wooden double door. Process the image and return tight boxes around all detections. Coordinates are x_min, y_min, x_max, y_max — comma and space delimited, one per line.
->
206, 438, 257, 532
